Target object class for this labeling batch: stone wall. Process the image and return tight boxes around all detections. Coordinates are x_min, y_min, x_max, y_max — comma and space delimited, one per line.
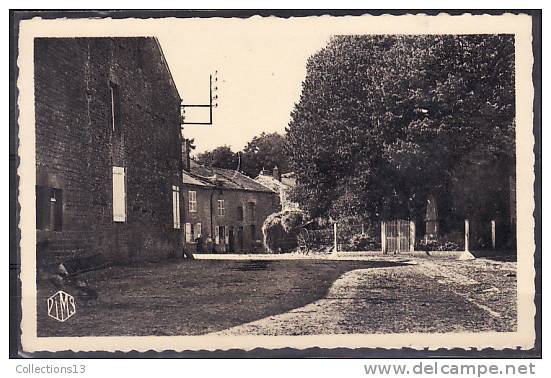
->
34, 37, 183, 266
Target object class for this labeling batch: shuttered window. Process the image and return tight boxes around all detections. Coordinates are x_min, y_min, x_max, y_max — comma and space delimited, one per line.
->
185, 222, 194, 243
215, 225, 226, 244
172, 185, 180, 229
195, 223, 202, 239
112, 166, 126, 222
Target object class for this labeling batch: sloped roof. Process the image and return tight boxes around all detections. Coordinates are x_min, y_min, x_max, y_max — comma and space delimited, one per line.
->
182, 160, 275, 193
281, 172, 297, 187
255, 172, 296, 190
255, 174, 289, 192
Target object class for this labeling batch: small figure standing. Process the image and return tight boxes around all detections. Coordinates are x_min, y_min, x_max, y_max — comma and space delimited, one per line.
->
195, 234, 204, 254
206, 235, 214, 254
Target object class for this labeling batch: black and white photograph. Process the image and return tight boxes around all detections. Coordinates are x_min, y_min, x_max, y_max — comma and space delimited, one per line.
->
12, 11, 539, 356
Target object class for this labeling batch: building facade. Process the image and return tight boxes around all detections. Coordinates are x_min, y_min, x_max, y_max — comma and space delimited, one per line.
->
35, 37, 184, 268
255, 168, 298, 211
181, 157, 280, 254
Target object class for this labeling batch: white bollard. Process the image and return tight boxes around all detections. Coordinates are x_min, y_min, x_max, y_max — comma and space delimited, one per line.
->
491, 220, 496, 250
381, 221, 386, 254
459, 219, 475, 260
409, 220, 415, 252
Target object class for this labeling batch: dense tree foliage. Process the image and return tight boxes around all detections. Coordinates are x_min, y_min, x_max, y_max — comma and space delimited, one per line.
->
196, 132, 290, 178
241, 132, 290, 178
195, 145, 239, 170
286, 35, 515, 230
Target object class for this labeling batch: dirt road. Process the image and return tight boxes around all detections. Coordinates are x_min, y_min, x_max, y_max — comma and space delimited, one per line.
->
213, 258, 516, 335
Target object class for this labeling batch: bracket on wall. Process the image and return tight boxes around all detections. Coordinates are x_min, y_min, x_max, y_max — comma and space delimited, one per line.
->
180, 71, 219, 126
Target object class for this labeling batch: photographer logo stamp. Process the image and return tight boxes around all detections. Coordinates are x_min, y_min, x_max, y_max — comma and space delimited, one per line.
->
47, 291, 76, 322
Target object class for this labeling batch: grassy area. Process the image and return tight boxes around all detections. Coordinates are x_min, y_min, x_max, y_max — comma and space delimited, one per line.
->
37, 258, 403, 337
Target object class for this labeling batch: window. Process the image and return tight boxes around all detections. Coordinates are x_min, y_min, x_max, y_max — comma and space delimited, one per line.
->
217, 199, 225, 216
172, 185, 180, 229
110, 83, 122, 135
215, 225, 226, 244
237, 206, 243, 221
36, 186, 63, 231
193, 223, 202, 240
188, 191, 197, 212
247, 202, 255, 221
185, 222, 194, 243
112, 166, 126, 222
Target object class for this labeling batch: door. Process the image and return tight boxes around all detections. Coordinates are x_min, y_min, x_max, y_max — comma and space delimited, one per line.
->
237, 226, 244, 252
228, 228, 235, 253
384, 220, 411, 253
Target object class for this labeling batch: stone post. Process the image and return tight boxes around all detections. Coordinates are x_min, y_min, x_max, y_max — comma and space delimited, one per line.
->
333, 222, 338, 253
409, 220, 415, 252
464, 219, 470, 252
491, 220, 496, 250
381, 221, 386, 254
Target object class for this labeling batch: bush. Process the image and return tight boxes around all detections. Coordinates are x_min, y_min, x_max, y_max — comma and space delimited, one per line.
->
417, 239, 461, 251
342, 233, 381, 251
262, 209, 304, 253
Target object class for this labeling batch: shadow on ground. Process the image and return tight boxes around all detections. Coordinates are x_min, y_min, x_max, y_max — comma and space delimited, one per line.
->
37, 259, 407, 337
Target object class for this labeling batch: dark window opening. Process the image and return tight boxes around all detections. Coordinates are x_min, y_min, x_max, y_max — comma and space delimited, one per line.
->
250, 225, 256, 241
247, 202, 255, 221
36, 186, 63, 231
237, 206, 243, 221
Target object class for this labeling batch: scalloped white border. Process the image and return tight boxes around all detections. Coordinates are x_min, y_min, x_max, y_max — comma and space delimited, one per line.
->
17, 13, 535, 353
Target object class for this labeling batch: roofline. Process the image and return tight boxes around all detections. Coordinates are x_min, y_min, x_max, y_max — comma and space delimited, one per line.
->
215, 168, 277, 193
181, 183, 277, 195
153, 37, 182, 102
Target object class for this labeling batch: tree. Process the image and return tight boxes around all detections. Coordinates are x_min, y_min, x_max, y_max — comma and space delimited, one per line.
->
241, 132, 290, 178
286, 35, 515, 229
195, 145, 239, 170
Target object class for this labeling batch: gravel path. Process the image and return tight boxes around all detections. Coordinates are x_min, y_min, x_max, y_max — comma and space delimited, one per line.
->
212, 259, 516, 335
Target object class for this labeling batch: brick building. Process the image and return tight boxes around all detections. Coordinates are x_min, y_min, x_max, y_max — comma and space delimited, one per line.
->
181, 145, 280, 253
35, 37, 184, 268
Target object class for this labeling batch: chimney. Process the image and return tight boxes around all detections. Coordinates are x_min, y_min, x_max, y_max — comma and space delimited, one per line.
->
181, 138, 191, 172
272, 165, 281, 181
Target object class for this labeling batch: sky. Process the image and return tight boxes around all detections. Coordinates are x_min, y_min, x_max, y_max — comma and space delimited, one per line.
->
22, 14, 524, 154
156, 17, 333, 154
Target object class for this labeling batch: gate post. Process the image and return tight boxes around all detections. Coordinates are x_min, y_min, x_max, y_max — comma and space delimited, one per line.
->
409, 220, 415, 252
333, 222, 338, 253
381, 221, 386, 254
464, 219, 470, 252
397, 222, 401, 253
491, 220, 496, 250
